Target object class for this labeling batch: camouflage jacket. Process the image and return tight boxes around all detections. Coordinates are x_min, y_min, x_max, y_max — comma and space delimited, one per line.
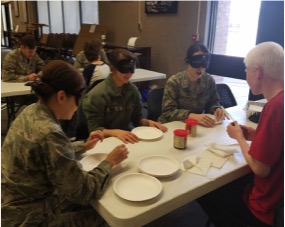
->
1, 103, 112, 226
74, 50, 109, 69
158, 70, 220, 123
82, 74, 143, 132
2, 48, 45, 82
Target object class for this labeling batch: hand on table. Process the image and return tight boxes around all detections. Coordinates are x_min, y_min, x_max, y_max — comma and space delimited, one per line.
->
84, 130, 104, 150
115, 129, 139, 144
214, 107, 229, 121
188, 113, 215, 128
106, 144, 129, 166
147, 120, 168, 133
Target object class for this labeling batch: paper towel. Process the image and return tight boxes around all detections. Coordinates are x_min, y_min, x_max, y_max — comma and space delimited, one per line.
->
127, 37, 139, 47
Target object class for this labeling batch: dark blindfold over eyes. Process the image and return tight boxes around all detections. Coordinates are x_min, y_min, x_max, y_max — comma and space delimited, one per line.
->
185, 54, 211, 69
115, 59, 136, 74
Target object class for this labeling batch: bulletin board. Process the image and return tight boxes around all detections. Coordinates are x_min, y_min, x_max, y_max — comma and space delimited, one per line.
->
72, 24, 108, 56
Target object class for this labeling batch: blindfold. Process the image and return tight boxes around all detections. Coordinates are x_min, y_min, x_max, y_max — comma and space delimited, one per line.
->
185, 54, 211, 69
115, 58, 136, 74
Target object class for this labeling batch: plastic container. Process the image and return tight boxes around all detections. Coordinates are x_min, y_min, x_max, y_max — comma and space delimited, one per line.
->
185, 118, 198, 137
173, 129, 188, 149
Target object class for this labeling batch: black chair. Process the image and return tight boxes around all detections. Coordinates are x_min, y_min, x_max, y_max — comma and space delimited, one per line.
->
147, 87, 164, 121
75, 79, 105, 141
216, 83, 237, 108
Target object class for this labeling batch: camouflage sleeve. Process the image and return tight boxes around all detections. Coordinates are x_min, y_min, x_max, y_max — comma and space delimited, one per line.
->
159, 77, 190, 123
74, 51, 87, 69
82, 92, 106, 132
43, 131, 112, 205
71, 140, 85, 154
204, 77, 221, 113
130, 84, 144, 126
2, 53, 28, 82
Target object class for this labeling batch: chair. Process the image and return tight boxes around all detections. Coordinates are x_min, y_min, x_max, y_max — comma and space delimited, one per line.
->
216, 83, 237, 108
75, 79, 105, 141
147, 87, 164, 121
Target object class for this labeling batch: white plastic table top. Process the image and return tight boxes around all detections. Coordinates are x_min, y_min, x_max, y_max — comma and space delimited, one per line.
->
78, 68, 166, 83
86, 106, 257, 227
1, 68, 165, 98
1, 81, 32, 98
130, 68, 166, 83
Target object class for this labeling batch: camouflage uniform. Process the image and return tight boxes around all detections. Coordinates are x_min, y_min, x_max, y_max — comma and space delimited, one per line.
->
82, 74, 143, 132
158, 70, 220, 123
1, 103, 112, 226
74, 50, 109, 69
2, 48, 45, 82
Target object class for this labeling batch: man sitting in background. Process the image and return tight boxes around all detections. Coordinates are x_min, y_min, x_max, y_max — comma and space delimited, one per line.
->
74, 39, 109, 69
2, 35, 45, 82
81, 39, 110, 88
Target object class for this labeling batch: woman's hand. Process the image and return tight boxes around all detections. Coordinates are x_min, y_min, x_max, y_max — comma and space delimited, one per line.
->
240, 124, 256, 141
115, 129, 139, 144
84, 130, 104, 151
147, 120, 168, 132
226, 121, 245, 141
214, 108, 227, 121
188, 113, 215, 128
105, 144, 129, 166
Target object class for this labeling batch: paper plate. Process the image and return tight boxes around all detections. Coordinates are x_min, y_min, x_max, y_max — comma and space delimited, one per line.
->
138, 155, 180, 178
80, 153, 107, 171
131, 126, 163, 141
113, 173, 162, 201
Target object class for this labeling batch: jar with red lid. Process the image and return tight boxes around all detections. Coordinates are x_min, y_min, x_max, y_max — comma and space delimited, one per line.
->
185, 118, 198, 137
173, 129, 188, 149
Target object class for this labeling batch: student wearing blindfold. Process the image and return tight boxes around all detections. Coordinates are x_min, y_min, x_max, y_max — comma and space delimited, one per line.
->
82, 49, 167, 144
158, 43, 227, 127
2, 60, 129, 226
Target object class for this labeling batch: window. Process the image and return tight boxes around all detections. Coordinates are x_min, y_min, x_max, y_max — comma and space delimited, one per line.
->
211, 0, 261, 57
36, 0, 98, 34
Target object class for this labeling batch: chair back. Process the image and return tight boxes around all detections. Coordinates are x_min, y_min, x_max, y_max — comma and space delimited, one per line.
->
75, 79, 105, 141
216, 83, 237, 108
147, 87, 164, 121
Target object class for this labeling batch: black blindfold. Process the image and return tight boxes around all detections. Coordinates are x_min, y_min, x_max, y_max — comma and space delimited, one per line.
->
185, 54, 211, 69
115, 59, 136, 74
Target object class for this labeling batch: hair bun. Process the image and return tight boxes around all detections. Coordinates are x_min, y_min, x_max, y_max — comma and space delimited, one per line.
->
25, 80, 52, 97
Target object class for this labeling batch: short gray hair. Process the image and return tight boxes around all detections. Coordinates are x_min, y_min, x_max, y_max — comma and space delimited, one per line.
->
244, 42, 284, 82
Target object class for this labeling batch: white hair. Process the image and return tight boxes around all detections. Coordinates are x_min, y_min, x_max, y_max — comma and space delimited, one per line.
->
244, 42, 284, 82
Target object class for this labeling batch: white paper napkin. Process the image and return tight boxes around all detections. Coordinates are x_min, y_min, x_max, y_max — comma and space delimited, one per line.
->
200, 150, 229, 169
207, 143, 238, 158
181, 155, 212, 176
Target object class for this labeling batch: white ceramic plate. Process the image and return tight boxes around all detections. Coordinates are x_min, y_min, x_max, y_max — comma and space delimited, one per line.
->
131, 126, 163, 141
113, 173, 162, 201
80, 153, 107, 171
138, 155, 180, 178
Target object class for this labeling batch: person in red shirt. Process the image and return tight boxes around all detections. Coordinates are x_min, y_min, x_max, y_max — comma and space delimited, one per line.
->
197, 42, 284, 227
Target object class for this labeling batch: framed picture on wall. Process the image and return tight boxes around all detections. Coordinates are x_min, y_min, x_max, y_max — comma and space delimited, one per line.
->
13, 1, 19, 17
145, 1, 178, 14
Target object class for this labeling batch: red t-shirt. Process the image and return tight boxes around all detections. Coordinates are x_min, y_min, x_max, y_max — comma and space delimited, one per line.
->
243, 90, 284, 225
